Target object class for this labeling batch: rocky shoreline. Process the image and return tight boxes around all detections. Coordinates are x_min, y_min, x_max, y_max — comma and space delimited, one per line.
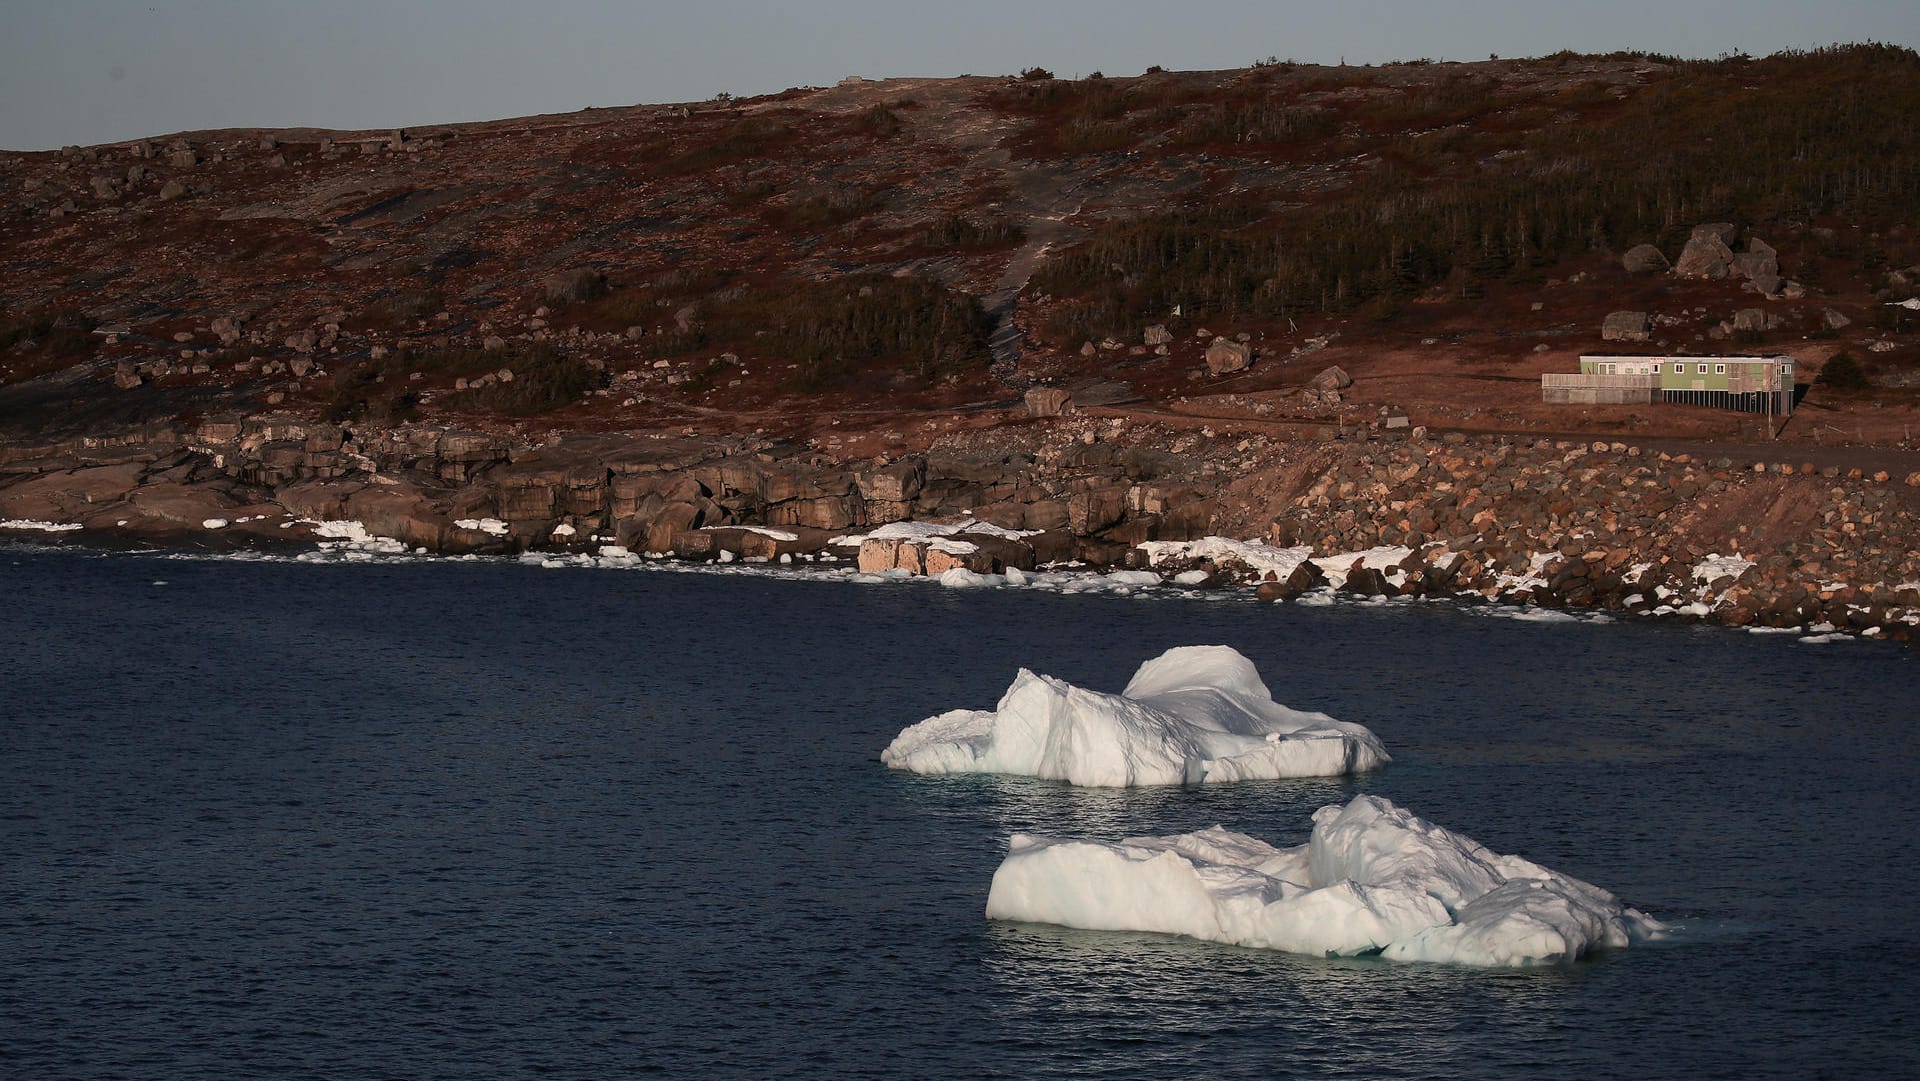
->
4, 413, 1917, 642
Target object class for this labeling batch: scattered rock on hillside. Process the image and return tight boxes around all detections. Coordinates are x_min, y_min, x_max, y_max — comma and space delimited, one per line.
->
1024, 386, 1074, 417
1732, 308, 1784, 332
543, 268, 607, 305
1673, 224, 1737, 279
1734, 237, 1781, 294
1308, 365, 1353, 392
1206, 339, 1252, 374
1621, 244, 1669, 274
1601, 311, 1652, 342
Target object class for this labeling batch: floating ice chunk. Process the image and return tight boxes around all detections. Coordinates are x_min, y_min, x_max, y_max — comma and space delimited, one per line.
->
881, 646, 1388, 786
937, 568, 1000, 589
1799, 632, 1854, 644
1474, 605, 1580, 624
985, 795, 1663, 966
201, 518, 229, 529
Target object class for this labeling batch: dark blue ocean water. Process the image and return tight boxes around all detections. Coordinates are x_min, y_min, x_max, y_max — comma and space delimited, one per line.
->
3, 546, 1918, 1080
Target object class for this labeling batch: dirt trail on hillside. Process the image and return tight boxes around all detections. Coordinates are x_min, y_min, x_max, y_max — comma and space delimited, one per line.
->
801, 78, 1100, 386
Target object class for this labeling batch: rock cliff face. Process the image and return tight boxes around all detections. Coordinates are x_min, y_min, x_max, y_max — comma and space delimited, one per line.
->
5, 415, 1917, 639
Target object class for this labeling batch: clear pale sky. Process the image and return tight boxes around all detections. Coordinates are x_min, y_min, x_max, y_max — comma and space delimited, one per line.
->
2, 0, 1913, 151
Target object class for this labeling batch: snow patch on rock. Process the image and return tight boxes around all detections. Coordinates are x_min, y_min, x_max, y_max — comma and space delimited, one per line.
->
1139, 537, 1314, 579
455, 517, 511, 537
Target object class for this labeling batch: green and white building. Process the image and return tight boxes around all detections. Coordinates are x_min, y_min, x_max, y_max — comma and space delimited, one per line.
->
1542, 354, 1794, 415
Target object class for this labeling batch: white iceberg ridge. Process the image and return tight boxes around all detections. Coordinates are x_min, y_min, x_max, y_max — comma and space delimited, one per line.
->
986, 795, 1664, 966
880, 645, 1388, 786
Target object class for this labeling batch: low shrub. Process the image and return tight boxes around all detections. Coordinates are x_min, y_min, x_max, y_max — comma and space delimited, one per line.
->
360, 290, 441, 328
642, 274, 992, 389
774, 189, 885, 230
438, 343, 600, 415
1, 309, 95, 354
922, 213, 1026, 251
1818, 351, 1872, 389
853, 105, 903, 137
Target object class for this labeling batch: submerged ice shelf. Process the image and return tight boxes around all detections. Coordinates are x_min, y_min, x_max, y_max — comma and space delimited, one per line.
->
986, 795, 1665, 967
880, 645, 1388, 786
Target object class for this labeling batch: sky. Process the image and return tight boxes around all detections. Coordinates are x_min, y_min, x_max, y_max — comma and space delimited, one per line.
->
2, 0, 1914, 151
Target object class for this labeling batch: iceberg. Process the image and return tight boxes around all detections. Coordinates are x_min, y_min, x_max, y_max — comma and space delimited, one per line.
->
880, 645, 1388, 786
986, 795, 1664, 966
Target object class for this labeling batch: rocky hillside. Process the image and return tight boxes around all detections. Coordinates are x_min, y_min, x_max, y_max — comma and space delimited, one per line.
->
4, 45, 1918, 444
4, 46, 1920, 639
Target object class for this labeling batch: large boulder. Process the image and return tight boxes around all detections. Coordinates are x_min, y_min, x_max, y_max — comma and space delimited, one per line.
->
1205, 339, 1253, 374
765, 492, 862, 530
542, 268, 607, 304
643, 501, 704, 552
855, 458, 925, 503
924, 542, 996, 576
1732, 308, 1783, 332
1067, 484, 1130, 535
125, 483, 238, 527
1733, 237, 1781, 295
343, 484, 450, 549
0, 462, 146, 521
1695, 222, 1740, 245
1023, 500, 1070, 531
1253, 560, 1326, 600
1601, 311, 1653, 342
1308, 365, 1352, 392
956, 533, 1038, 572
857, 537, 902, 573
1672, 224, 1737, 279
1023, 386, 1074, 417
1621, 244, 1669, 274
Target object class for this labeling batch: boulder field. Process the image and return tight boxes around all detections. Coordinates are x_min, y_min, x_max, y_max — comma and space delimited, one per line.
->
4, 414, 1917, 639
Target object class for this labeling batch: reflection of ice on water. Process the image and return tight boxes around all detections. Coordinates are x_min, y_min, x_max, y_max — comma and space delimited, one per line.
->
972, 770, 1357, 847
981, 920, 1576, 1070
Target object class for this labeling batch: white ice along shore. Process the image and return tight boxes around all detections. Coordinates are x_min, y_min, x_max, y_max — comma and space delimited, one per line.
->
986, 795, 1665, 966
880, 645, 1388, 786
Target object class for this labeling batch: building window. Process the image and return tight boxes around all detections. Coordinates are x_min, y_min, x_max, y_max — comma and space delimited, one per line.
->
1674, 362, 1685, 373
1715, 364, 1726, 374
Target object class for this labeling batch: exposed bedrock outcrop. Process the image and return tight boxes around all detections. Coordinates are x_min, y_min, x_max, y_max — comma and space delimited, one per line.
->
3, 417, 1917, 639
